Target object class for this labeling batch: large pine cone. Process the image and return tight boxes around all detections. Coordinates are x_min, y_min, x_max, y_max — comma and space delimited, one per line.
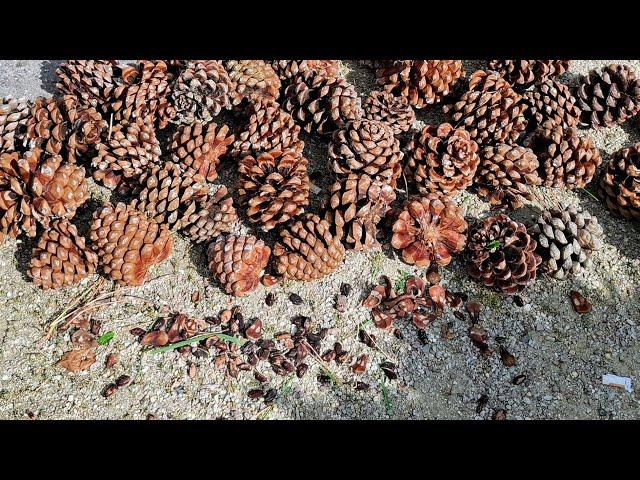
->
527, 120, 601, 188
405, 123, 480, 196
488, 60, 570, 89
375, 60, 464, 108
324, 173, 396, 251
169, 122, 234, 182
28, 219, 98, 289
363, 90, 416, 135
224, 60, 281, 105
523, 79, 581, 131
274, 213, 345, 281
329, 119, 402, 185
282, 69, 362, 136
467, 214, 541, 294
597, 143, 640, 219
443, 70, 528, 146
533, 205, 602, 280
391, 194, 467, 268
56, 60, 118, 112
89, 202, 173, 286
271, 60, 340, 81
0, 149, 89, 238
0, 96, 30, 154
184, 185, 238, 243
237, 149, 309, 231
207, 234, 271, 297
575, 64, 640, 129
476, 144, 541, 209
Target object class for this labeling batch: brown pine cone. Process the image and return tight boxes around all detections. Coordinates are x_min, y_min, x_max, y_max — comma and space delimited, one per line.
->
467, 214, 541, 294
169, 122, 234, 182
273, 213, 345, 281
89, 202, 173, 286
405, 123, 480, 196
443, 70, 528, 146
282, 69, 363, 135
527, 120, 601, 189
523, 79, 582, 130
271, 60, 340, 81
476, 144, 542, 209
488, 60, 570, 89
184, 185, 238, 243
0, 96, 30, 154
56, 60, 119, 112
363, 90, 416, 135
597, 143, 640, 220
375, 60, 464, 108
207, 234, 271, 297
391, 194, 467, 268
237, 149, 309, 231
28, 219, 98, 289
329, 119, 403, 185
575, 64, 640, 129
224, 60, 281, 105
0, 148, 89, 238
324, 173, 396, 251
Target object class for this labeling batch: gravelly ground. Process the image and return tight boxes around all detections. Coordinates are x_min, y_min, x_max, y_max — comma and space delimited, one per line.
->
1, 60, 640, 420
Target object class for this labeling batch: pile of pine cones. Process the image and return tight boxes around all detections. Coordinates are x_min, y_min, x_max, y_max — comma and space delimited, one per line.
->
1, 59, 638, 299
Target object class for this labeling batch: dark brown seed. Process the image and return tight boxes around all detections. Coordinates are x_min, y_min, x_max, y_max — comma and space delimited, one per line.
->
115, 375, 131, 387
245, 319, 263, 341
458, 292, 468, 302
193, 348, 208, 359
476, 394, 488, 414
258, 348, 270, 361
359, 329, 376, 348
90, 319, 102, 335
206, 315, 222, 326
282, 361, 296, 373
340, 283, 352, 297
264, 388, 277, 403
492, 409, 507, 420
440, 322, 455, 340
393, 328, 404, 340
469, 324, 488, 344
336, 351, 349, 364
334, 342, 343, 355
513, 295, 525, 307
105, 353, 118, 368
417, 330, 428, 345
146, 414, 156, 420
335, 294, 347, 313
453, 311, 466, 321
129, 327, 146, 337
499, 346, 516, 367
512, 374, 527, 385
289, 293, 303, 305
355, 381, 370, 391
254, 371, 268, 383
426, 270, 441, 285
191, 290, 201, 304
570, 290, 592, 314
296, 363, 309, 378
248, 389, 264, 399
26, 409, 36, 419
380, 361, 397, 380
466, 301, 481, 322
318, 328, 329, 339
265, 292, 276, 306
495, 336, 506, 344
317, 374, 331, 385
103, 384, 118, 397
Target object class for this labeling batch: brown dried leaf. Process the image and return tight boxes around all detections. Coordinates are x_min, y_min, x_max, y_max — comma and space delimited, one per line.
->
57, 348, 96, 372
570, 290, 592, 314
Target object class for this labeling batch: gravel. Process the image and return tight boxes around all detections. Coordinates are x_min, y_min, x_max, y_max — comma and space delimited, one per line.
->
1, 60, 640, 420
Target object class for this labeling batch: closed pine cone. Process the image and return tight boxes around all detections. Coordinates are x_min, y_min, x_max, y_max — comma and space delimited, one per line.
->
0, 95, 30, 154
28, 219, 98, 289
224, 60, 281, 105
391, 194, 467, 268
488, 60, 570, 89
89, 202, 173, 286
56, 60, 119, 112
207, 234, 271, 297
274, 213, 345, 281
184, 185, 238, 243
363, 90, 416, 135
523, 79, 581, 130
271, 60, 340, 81
597, 143, 640, 220
405, 123, 480, 196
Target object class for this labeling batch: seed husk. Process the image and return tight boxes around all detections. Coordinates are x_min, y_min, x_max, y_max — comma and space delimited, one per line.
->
265, 293, 275, 306
289, 293, 303, 305
116, 375, 131, 387
296, 363, 309, 378
264, 388, 277, 403
570, 290, 592, 314
355, 381, 370, 391
499, 346, 516, 367
512, 374, 527, 385
492, 409, 507, 420
105, 353, 118, 368
417, 330, 428, 345
248, 389, 264, 399
340, 283, 352, 297
103, 384, 118, 397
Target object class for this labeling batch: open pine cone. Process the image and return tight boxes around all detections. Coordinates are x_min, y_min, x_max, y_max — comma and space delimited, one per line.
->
523, 79, 581, 131
224, 60, 281, 106
597, 143, 640, 220
271, 60, 340, 82
0, 96, 30, 154
55, 60, 119, 113
184, 185, 238, 243
363, 90, 416, 135
488, 60, 570, 89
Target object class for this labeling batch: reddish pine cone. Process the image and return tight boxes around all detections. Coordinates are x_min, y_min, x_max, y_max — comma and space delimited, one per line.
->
224, 60, 281, 105
55, 60, 119, 112
363, 90, 416, 135
488, 60, 570, 89
523, 79, 582, 130
271, 60, 340, 83
184, 185, 238, 243
0, 96, 30, 154
597, 143, 640, 220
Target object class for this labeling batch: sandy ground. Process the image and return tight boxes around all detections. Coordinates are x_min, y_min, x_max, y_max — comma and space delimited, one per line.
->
1, 60, 640, 420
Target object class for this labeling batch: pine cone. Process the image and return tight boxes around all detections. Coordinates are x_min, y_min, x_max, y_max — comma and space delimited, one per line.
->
488, 60, 570, 89
523, 79, 582, 130
375, 60, 464, 108
91, 118, 161, 190
575, 64, 640, 129
237, 149, 309, 231
224, 60, 281, 105
271, 60, 340, 81
282, 69, 362, 135
169, 122, 234, 182
476, 144, 541, 209
184, 185, 238, 243
207, 234, 270, 297
274, 213, 345, 281
329, 119, 402, 185
443, 70, 528, 146
363, 90, 416, 135
391, 194, 467, 268
532, 205, 603, 280
28, 219, 98, 289
597, 143, 640, 219
89, 202, 173, 286
324, 173, 396, 251
0, 96, 30, 154
467, 214, 541, 294
527, 120, 601, 188
0, 149, 89, 238
56, 60, 119, 112
404, 123, 480, 196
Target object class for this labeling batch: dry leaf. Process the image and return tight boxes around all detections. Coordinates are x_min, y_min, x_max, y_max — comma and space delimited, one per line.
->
57, 348, 96, 372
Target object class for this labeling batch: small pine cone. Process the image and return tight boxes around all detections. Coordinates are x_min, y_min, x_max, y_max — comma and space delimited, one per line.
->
363, 90, 416, 135
0, 96, 30, 154
282, 69, 363, 136
324, 173, 396, 251
391, 194, 467, 268
274, 213, 345, 281
224, 60, 281, 105
184, 185, 238, 243
488, 60, 570, 89
527, 120, 601, 188
575, 64, 640, 129
28, 219, 98, 289
89, 202, 173, 286
467, 214, 541, 294
237, 149, 309, 231
476, 144, 542, 209
91, 118, 161, 190
375, 60, 464, 108
405, 123, 480, 196
329, 119, 403, 185
597, 143, 640, 220
523, 79, 582, 130
443, 70, 528, 146
207, 234, 271, 297
532, 205, 603, 280
55, 60, 119, 112
169, 122, 234, 182
271, 60, 340, 81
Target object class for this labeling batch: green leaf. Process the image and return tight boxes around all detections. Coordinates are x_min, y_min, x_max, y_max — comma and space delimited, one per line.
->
357, 319, 373, 332
486, 240, 501, 250
97, 331, 115, 346
394, 270, 411, 292
378, 378, 392, 414
149, 332, 245, 354
215, 333, 246, 346
581, 188, 599, 202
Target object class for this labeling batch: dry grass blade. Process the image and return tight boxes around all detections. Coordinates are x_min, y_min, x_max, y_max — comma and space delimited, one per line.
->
301, 339, 343, 385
